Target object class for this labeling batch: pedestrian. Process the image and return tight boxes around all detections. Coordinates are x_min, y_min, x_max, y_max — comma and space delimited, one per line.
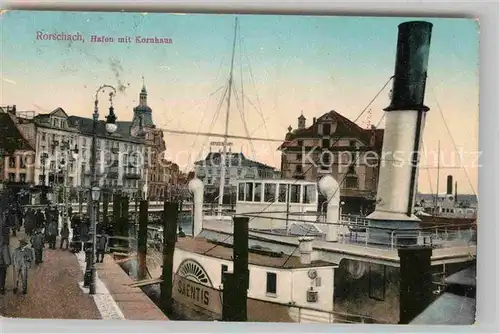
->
96, 233, 108, 263
12, 238, 34, 295
35, 209, 45, 230
25, 209, 35, 237
0, 226, 12, 294
30, 229, 45, 264
60, 222, 70, 249
47, 217, 58, 249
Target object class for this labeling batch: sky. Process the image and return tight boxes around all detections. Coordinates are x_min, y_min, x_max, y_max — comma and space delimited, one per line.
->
0, 11, 479, 195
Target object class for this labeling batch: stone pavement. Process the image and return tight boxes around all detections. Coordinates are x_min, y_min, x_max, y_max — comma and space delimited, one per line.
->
0, 230, 101, 319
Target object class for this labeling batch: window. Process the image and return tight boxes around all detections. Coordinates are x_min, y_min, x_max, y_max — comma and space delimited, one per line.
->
20, 157, 26, 169
8, 173, 15, 182
207, 178, 212, 185
42, 133, 46, 141
245, 182, 254, 202
290, 184, 300, 203
349, 140, 356, 147
19, 173, 26, 183
266, 272, 277, 295
254, 183, 262, 202
264, 183, 276, 202
322, 123, 331, 135
278, 184, 287, 203
297, 140, 303, 146
221, 264, 228, 283
296, 154, 302, 161
238, 183, 245, 201
303, 185, 317, 204
9, 158, 16, 168
295, 165, 302, 173
345, 176, 358, 189
322, 138, 330, 148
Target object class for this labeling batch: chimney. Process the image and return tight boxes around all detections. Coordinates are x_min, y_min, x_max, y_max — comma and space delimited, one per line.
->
298, 236, 314, 264
313, 117, 316, 124
455, 181, 458, 203
398, 246, 433, 324
446, 175, 453, 195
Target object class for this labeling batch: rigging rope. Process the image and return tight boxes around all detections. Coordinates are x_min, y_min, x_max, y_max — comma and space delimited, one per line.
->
202, 76, 393, 255
232, 83, 257, 159
279, 112, 386, 267
431, 88, 477, 197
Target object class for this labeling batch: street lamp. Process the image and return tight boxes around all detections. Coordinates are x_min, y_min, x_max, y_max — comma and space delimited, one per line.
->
87, 84, 118, 295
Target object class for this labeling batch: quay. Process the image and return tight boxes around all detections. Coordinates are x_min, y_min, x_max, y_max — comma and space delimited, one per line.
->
0, 228, 167, 321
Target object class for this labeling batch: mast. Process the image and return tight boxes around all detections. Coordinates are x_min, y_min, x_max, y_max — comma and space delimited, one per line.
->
434, 140, 440, 215
218, 17, 238, 217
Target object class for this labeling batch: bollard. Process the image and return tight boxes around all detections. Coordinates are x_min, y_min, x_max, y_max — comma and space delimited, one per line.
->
160, 201, 178, 314
137, 200, 148, 280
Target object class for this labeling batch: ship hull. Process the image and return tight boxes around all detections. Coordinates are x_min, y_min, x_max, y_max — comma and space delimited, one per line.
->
417, 215, 476, 230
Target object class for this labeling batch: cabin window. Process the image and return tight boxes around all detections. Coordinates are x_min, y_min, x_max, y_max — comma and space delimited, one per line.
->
278, 184, 287, 203
290, 184, 300, 203
303, 185, 316, 204
264, 183, 276, 202
221, 264, 228, 283
245, 183, 254, 202
368, 263, 386, 301
238, 183, 245, 201
295, 165, 302, 173
296, 153, 302, 161
254, 183, 262, 202
266, 272, 277, 295
297, 140, 303, 146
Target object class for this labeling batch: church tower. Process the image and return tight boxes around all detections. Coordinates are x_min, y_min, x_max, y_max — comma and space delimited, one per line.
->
131, 77, 155, 136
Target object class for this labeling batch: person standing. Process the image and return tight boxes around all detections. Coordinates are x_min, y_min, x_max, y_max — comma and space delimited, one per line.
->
60, 223, 70, 250
0, 224, 11, 295
47, 217, 58, 249
24, 209, 35, 237
30, 229, 45, 264
12, 238, 34, 294
95, 233, 108, 263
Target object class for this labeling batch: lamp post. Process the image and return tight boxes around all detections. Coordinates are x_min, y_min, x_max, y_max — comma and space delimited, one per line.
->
59, 144, 79, 230
88, 84, 118, 295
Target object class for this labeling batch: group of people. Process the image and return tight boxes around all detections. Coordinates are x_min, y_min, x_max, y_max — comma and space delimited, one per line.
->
0, 204, 108, 295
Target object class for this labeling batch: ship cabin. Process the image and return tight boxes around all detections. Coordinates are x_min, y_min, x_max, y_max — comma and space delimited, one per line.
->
235, 179, 321, 231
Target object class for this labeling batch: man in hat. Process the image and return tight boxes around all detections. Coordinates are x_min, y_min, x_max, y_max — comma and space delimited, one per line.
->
95, 233, 108, 263
12, 238, 34, 294
30, 228, 45, 264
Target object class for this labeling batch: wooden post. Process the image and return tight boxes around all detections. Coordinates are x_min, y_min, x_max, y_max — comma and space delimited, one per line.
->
137, 200, 148, 280
120, 195, 129, 236
222, 216, 249, 321
160, 201, 178, 314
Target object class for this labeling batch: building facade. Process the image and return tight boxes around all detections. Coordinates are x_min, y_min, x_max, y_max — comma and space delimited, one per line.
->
278, 110, 384, 215
194, 150, 278, 202
129, 83, 171, 201
0, 106, 36, 185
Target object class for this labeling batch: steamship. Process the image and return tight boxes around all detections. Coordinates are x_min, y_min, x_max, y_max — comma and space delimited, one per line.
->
131, 19, 477, 324
415, 175, 477, 227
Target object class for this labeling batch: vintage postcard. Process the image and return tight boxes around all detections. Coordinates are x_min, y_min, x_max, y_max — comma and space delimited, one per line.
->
0, 10, 477, 325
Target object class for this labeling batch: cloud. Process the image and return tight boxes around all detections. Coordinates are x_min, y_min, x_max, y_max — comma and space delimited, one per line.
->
2, 77, 16, 85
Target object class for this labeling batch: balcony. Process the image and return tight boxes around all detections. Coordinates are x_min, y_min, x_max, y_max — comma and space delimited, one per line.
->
124, 173, 141, 180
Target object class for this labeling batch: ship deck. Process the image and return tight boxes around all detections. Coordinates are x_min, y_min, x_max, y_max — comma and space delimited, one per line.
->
175, 236, 336, 269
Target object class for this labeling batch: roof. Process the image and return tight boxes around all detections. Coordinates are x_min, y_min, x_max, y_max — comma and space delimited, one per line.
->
0, 112, 34, 153
444, 265, 476, 288
278, 110, 384, 150
67, 116, 144, 143
194, 152, 275, 170
176, 236, 335, 269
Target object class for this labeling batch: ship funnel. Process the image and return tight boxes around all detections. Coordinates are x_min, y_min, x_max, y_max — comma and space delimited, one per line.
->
385, 21, 433, 112
188, 178, 204, 237
446, 175, 453, 195
318, 174, 340, 242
